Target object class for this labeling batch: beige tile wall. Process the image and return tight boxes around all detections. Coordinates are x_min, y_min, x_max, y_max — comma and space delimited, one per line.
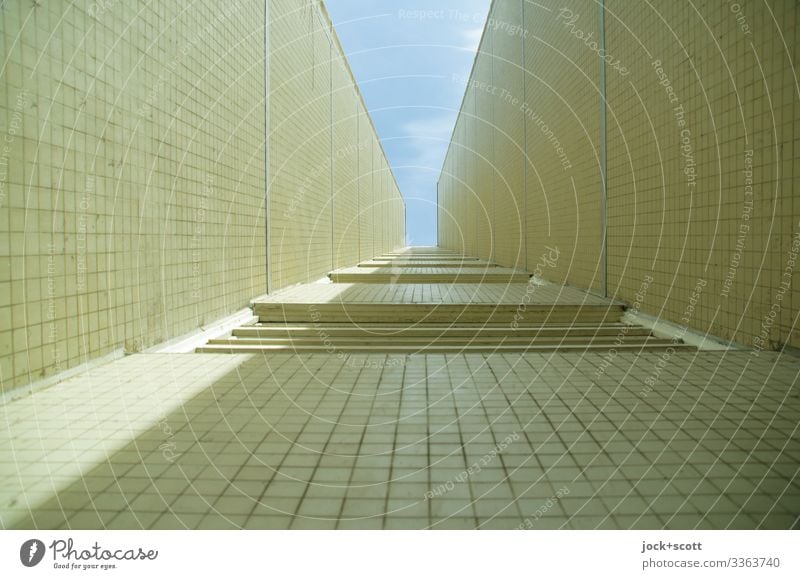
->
331, 48, 359, 269
357, 103, 375, 261
439, 0, 798, 349
475, 52, 496, 264
439, 0, 603, 291
0, 0, 267, 391
0, 0, 405, 391
525, 0, 603, 293
492, 0, 525, 269
269, 0, 333, 287
268, 0, 404, 288
605, 0, 798, 350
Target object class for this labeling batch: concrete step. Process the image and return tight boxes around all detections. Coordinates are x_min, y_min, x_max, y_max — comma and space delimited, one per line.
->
197, 342, 694, 354
358, 261, 497, 268
328, 270, 532, 284
199, 252, 659, 355
233, 324, 653, 338
373, 256, 480, 261
381, 251, 463, 256
253, 303, 625, 324
208, 335, 670, 347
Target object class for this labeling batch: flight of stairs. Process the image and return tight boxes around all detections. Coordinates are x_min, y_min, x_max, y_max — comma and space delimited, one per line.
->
198, 247, 693, 354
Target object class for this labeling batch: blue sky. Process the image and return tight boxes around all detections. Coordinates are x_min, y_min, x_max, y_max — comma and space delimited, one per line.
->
326, 0, 491, 246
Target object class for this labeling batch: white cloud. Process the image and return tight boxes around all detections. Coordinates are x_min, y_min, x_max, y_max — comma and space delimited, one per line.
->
403, 116, 456, 141
461, 26, 484, 51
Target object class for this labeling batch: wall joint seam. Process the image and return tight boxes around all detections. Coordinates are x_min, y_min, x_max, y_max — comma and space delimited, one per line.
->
598, 0, 609, 298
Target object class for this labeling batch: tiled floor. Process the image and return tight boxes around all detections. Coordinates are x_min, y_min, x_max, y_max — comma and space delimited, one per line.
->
2, 249, 798, 529
2, 350, 798, 530
254, 278, 614, 306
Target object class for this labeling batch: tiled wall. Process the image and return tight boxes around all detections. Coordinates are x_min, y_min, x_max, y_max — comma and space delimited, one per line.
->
0, 0, 405, 391
268, 0, 405, 289
439, 0, 798, 350
0, 0, 267, 391
439, 0, 603, 292
605, 0, 798, 350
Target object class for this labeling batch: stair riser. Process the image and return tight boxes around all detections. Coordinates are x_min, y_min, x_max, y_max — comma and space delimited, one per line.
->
358, 262, 497, 271
255, 304, 623, 320
329, 275, 532, 284
233, 328, 653, 338
198, 344, 692, 354
380, 256, 464, 259
250, 323, 634, 329
256, 312, 623, 324
211, 337, 667, 346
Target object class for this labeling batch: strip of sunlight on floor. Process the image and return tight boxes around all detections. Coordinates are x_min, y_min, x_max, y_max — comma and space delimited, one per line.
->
0, 354, 251, 528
